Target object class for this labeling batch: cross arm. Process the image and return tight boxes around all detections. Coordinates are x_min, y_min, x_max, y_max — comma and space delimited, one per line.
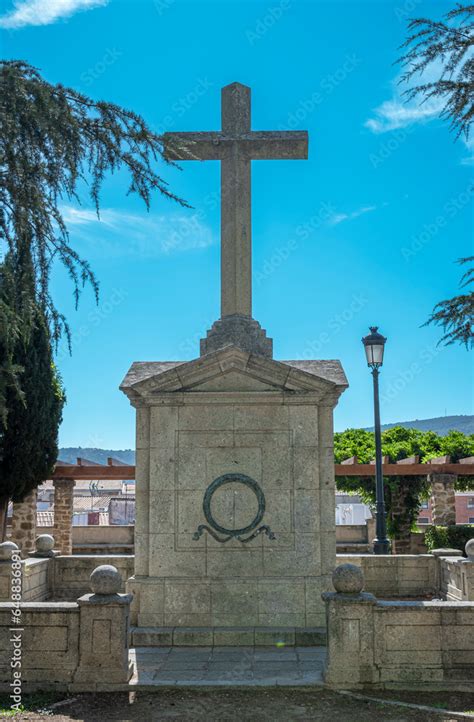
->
245, 131, 308, 160
163, 132, 225, 161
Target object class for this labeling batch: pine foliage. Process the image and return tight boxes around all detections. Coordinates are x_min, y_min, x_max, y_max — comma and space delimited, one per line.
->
424, 256, 474, 348
0, 60, 187, 344
399, 4, 474, 139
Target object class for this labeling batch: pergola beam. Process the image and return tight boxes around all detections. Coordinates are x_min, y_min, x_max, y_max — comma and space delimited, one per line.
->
335, 461, 474, 477
51, 461, 474, 481
53, 464, 135, 480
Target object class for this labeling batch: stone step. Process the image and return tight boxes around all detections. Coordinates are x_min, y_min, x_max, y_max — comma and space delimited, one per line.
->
131, 626, 327, 648
129, 645, 326, 687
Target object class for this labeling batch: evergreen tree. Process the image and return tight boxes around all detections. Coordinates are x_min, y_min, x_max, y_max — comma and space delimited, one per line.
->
0, 307, 65, 539
0, 60, 185, 531
399, 5, 474, 348
0, 272, 22, 427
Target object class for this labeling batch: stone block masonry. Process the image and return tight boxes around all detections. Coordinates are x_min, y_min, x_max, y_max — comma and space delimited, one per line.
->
323, 564, 474, 691
0, 565, 133, 693
429, 473, 457, 526
10, 489, 37, 557
121, 347, 348, 634
52, 479, 75, 555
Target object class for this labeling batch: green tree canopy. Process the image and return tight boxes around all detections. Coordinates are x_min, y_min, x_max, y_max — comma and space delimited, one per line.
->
334, 426, 474, 538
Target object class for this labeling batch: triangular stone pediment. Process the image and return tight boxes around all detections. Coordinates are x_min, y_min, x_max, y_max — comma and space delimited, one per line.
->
190, 369, 280, 392
120, 346, 348, 404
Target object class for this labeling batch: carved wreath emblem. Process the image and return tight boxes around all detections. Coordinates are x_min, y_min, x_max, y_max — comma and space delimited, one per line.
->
192, 473, 276, 544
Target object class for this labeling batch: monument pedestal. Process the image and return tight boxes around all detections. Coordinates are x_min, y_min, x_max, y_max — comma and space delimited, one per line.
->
121, 346, 347, 642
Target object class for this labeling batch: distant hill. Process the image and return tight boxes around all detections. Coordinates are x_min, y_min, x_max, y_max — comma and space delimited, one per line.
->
59, 416, 473, 464
368, 415, 474, 437
58, 447, 135, 465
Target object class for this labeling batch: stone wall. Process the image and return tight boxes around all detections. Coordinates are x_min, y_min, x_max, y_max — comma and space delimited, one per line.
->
439, 555, 474, 602
0, 568, 132, 693
21, 559, 51, 602
0, 603, 80, 689
336, 554, 437, 598
37, 525, 135, 555
323, 569, 474, 691
0, 559, 51, 604
52, 555, 134, 600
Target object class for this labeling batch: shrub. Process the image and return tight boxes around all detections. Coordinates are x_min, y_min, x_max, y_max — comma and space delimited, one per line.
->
424, 525, 474, 555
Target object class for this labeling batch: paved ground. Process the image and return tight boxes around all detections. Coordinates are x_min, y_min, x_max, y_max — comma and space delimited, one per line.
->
130, 645, 325, 686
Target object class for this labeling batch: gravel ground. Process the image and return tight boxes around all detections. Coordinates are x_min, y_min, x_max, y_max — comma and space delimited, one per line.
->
3, 689, 474, 722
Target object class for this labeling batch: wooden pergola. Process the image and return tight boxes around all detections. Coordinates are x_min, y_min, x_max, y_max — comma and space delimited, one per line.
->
335, 455, 474, 477
51, 455, 474, 480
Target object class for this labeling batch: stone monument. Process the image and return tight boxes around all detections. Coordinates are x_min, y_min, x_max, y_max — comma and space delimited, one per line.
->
121, 82, 347, 644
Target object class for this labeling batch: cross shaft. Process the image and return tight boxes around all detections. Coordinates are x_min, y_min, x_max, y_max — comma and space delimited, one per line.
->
164, 82, 308, 318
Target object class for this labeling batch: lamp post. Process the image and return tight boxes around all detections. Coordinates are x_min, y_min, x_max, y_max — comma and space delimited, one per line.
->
362, 326, 390, 555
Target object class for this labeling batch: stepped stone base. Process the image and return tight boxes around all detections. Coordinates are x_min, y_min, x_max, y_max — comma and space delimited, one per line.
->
131, 626, 326, 647
200, 314, 273, 358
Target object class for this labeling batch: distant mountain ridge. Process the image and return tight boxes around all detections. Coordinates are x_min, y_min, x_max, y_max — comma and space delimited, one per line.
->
373, 415, 474, 437
58, 448, 135, 465
59, 416, 473, 464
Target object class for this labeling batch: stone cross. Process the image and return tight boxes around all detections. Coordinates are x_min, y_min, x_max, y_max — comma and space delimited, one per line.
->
164, 82, 308, 318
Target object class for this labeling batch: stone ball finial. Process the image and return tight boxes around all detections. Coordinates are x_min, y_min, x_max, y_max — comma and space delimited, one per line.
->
0, 541, 19, 561
332, 563, 364, 595
465, 538, 474, 562
35, 534, 54, 555
90, 564, 122, 595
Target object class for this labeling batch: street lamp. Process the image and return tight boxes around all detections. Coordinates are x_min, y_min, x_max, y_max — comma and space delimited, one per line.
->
362, 326, 390, 555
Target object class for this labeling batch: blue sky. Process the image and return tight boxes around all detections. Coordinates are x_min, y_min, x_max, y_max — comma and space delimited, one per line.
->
1, 0, 473, 449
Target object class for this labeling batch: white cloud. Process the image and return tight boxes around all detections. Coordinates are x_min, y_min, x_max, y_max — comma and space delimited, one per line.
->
328, 205, 377, 226
365, 98, 443, 134
61, 205, 215, 257
0, 0, 108, 29
365, 60, 445, 135
365, 58, 474, 164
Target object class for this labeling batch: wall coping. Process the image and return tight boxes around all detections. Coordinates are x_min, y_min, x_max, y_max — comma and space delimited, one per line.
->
376, 599, 473, 609
336, 554, 433, 559
0, 601, 78, 610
